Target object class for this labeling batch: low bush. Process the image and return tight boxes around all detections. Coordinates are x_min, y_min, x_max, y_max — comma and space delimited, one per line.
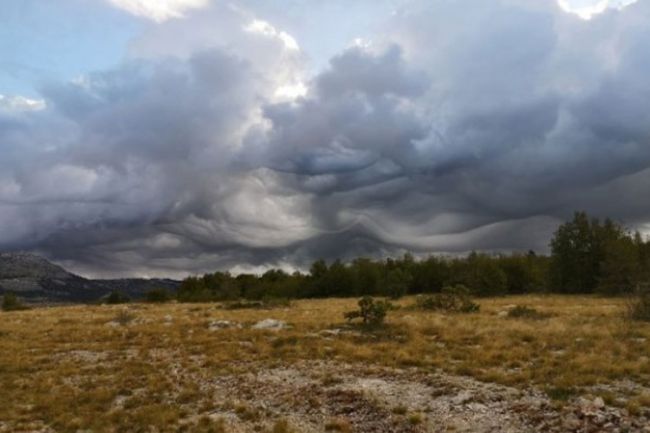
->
628, 288, 650, 322
145, 288, 172, 303
507, 305, 551, 320
344, 296, 394, 328
105, 291, 130, 305
546, 386, 577, 402
1, 292, 28, 312
414, 285, 479, 313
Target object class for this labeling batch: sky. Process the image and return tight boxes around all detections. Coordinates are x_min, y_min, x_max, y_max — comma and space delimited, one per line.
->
0, 0, 649, 278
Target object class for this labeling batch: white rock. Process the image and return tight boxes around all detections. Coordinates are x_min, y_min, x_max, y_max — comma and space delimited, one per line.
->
208, 320, 240, 331
593, 396, 605, 409
319, 329, 342, 336
452, 390, 473, 405
252, 319, 288, 330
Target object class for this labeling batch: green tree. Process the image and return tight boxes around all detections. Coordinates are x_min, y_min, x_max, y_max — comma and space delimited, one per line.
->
381, 268, 411, 299
177, 276, 211, 302
597, 221, 640, 295
550, 212, 600, 293
457, 252, 507, 296
350, 258, 381, 296
410, 256, 449, 294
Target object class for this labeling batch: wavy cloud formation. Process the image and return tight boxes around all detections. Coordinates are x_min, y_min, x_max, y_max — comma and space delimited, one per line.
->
1, 0, 649, 277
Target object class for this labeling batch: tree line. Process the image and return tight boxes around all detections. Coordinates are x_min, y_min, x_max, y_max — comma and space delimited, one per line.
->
177, 212, 650, 302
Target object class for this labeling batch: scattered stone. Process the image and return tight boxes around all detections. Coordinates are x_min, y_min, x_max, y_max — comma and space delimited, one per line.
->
208, 320, 240, 331
593, 397, 605, 409
319, 329, 342, 337
252, 319, 288, 330
452, 390, 473, 405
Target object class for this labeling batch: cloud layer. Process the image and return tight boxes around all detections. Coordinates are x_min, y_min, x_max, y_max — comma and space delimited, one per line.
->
1, 0, 650, 277
107, 0, 210, 22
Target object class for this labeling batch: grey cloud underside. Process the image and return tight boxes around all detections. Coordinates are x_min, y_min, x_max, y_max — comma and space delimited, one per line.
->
1, 0, 650, 277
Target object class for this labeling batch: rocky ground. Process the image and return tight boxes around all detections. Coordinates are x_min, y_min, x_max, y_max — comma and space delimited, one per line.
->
171, 360, 650, 433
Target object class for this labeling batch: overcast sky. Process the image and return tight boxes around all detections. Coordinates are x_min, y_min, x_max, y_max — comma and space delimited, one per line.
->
1, 0, 649, 278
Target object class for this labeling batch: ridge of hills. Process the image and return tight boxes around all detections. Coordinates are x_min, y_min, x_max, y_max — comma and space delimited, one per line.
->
0, 252, 179, 303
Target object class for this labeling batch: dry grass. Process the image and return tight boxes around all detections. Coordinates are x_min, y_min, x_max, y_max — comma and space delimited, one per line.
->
0, 296, 648, 431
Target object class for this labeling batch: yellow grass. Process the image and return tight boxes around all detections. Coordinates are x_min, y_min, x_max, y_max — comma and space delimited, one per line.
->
0, 295, 648, 431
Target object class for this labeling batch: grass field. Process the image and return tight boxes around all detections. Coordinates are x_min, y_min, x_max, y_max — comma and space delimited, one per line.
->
1, 296, 649, 432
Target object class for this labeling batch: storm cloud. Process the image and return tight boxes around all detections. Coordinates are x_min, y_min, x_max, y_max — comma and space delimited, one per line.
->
1, 0, 649, 277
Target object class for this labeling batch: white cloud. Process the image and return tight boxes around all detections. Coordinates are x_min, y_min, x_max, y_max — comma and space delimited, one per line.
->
557, 0, 639, 19
5, 0, 650, 276
274, 82, 307, 100
107, 0, 210, 22
244, 19, 300, 51
0, 95, 46, 112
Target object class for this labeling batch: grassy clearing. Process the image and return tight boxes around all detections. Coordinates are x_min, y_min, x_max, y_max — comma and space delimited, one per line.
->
0, 296, 648, 431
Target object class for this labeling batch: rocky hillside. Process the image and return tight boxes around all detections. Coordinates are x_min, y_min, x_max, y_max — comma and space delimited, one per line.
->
0, 252, 179, 303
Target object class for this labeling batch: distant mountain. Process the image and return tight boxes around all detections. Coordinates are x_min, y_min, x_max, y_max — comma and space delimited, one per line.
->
0, 252, 179, 303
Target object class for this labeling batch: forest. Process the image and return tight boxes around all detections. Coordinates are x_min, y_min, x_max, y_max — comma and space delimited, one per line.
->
177, 212, 650, 302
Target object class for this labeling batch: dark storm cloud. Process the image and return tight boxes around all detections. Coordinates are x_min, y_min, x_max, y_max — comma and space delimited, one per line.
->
1, 0, 650, 277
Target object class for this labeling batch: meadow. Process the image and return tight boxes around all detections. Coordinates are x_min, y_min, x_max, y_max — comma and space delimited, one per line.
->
1, 296, 649, 432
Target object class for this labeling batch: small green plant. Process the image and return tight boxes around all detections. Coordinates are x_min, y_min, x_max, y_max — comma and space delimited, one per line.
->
272, 419, 296, 433
324, 418, 352, 432
507, 305, 551, 320
415, 285, 479, 313
545, 386, 576, 402
1, 292, 27, 311
407, 413, 424, 425
629, 288, 650, 322
145, 288, 171, 303
105, 291, 130, 305
234, 404, 260, 422
196, 416, 227, 433
344, 296, 394, 328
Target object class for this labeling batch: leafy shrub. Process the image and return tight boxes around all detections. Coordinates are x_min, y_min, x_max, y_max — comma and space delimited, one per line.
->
145, 288, 172, 303
507, 305, 551, 320
629, 288, 650, 322
105, 291, 131, 305
415, 285, 479, 313
1, 292, 27, 312
344, 296, 394, 328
